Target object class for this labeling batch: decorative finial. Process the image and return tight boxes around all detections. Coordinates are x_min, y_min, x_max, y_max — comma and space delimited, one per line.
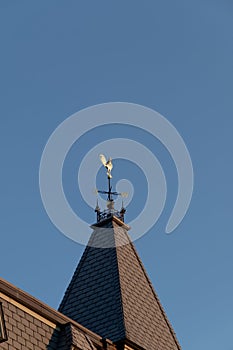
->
95, 198, 100, 212
95, 198, 101, 222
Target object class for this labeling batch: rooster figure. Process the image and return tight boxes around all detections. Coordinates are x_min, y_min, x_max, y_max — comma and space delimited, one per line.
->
99, 154, 113, 179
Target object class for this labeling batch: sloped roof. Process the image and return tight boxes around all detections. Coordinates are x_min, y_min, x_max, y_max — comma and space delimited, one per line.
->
59, 216, 181, 350
0, 277, 115, 350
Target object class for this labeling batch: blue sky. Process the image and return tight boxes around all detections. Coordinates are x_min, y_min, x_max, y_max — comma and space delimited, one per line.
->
0, 1, 233, 349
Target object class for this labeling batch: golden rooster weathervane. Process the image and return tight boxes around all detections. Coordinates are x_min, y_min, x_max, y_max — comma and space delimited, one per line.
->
95, 154, 127, 222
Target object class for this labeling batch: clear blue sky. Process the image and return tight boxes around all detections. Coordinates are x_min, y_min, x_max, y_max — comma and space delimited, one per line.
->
0, 1, 232, 349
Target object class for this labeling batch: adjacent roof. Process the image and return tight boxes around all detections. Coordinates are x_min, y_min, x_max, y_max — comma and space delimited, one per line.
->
0, 277, 115, 350
59, 216, 181, 350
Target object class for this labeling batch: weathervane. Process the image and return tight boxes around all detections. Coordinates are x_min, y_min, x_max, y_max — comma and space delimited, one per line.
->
94, 154, 127, 223
99, 154, 116, 202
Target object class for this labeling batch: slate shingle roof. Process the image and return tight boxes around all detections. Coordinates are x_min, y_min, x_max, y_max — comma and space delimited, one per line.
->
59, 216, 182, 350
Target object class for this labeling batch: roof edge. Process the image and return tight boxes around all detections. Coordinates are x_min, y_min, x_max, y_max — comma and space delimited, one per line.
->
91, 215, 131, 231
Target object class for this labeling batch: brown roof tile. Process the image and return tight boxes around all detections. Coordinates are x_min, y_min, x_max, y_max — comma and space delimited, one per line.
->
57, 323, 98, 350
0, 277, 114, 350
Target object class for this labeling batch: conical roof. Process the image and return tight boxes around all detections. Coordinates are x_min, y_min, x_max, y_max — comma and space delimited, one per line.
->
59, 216, 181, 350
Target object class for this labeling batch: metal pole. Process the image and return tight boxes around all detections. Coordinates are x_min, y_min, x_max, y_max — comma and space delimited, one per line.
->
108, 176, 111, 201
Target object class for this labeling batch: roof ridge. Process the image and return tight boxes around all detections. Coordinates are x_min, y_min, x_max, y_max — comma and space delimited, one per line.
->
109, 233, 127, 341
113, 222, 131, 341
112, 224, 128, 340
126, 240, 182, 350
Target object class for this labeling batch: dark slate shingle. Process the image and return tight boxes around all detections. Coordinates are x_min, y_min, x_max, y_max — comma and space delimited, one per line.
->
59, 217, 182, 350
